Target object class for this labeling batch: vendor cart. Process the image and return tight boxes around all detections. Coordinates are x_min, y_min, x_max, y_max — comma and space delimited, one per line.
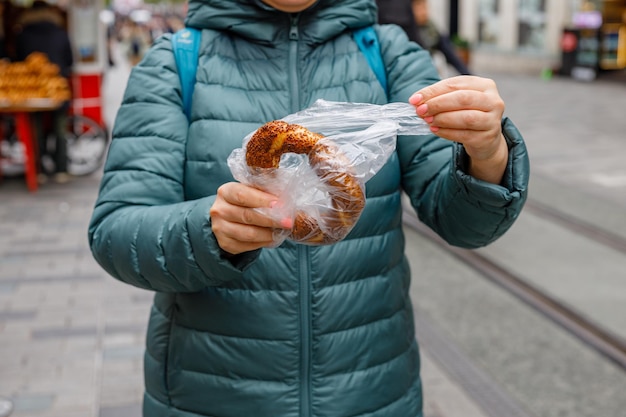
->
0, 0, 109, 190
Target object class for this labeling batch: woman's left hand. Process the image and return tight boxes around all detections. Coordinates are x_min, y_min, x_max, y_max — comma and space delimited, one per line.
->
409, 75, 509, 184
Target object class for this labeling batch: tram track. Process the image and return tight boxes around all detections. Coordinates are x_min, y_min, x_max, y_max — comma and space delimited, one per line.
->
402, 200, 626, 372
524, 199, 626, 256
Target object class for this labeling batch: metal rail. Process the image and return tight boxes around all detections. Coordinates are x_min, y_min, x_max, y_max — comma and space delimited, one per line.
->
524, 200, 626, 256
402, 208, 626, 372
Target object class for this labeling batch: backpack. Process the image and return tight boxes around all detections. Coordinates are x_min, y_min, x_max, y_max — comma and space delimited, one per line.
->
172, 26, 388, 120
131, 37, 141, 56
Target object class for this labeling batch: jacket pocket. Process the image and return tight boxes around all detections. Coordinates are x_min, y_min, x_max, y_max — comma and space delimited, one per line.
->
144, 292, 177, 406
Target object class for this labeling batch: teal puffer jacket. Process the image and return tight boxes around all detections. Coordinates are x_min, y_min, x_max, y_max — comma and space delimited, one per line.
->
88, 1, 529, 416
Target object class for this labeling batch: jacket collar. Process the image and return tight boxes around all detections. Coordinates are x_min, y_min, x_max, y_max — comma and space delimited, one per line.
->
185, 0, 377, 46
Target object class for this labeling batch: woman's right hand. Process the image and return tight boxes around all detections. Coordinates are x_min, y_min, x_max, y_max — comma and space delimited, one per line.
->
210, 182, 290, 255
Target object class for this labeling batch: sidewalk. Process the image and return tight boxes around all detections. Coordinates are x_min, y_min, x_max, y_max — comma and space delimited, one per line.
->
0, 174, 147, 417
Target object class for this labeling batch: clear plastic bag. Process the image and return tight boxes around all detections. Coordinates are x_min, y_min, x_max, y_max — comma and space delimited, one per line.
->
227, 99, 430, 246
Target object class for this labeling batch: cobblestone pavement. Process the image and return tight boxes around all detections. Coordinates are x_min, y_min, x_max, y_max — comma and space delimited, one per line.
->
1, 47, 625, 417
0, 174, 148, 417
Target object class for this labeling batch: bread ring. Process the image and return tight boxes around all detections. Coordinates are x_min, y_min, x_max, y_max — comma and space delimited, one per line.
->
246, 120, 365, 244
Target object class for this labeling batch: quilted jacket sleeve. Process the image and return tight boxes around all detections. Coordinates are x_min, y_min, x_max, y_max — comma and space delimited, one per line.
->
379, 25, 530, 248
88, 35, 259, 293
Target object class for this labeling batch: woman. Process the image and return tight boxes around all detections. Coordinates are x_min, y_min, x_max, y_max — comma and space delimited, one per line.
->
411, 0, 472, 75
88, 1, 529, 416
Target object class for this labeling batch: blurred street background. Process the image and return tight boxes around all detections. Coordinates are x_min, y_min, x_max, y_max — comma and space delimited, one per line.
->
1, 1, 626, 417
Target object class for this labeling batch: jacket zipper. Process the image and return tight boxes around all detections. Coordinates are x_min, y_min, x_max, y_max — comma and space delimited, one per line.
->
298, 244, 311, 417
289, 16, 301, 112
289, 15, 311, 417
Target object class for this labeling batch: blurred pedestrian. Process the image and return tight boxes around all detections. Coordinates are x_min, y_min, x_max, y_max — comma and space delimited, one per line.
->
106, 23, 116, 67
124, 20, 150, 66
88, 1, 529, 416
411, 0, 472, 75
376, 0, 422, 44
15, 0, 73, 183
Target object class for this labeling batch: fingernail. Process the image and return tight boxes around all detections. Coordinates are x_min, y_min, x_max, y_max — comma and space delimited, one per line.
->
409, 93, 423, 105
416, 104, 428, 116
280, 218, 293, 229
269, 201, 278, 208
424, 116, 434, 124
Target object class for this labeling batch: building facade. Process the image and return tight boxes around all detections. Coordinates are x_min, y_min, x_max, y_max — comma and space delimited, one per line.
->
431, 0, 626, 75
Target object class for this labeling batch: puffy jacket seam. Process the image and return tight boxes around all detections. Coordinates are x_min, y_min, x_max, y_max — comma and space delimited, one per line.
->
196, 78, 284, 94
342, 221, 397, 244
118, 100, 183, 116
324, 342, 411, 380
114, 131, 182, 143
176, 366, 295, 384
130, 212, 153, 288
173, 321, 292, 342
151, 298, 169, 319
157, 208, 182, 287
364, 188, 397, 200
320, 304, 405, 337
146, 389, 220, 417
483, 125, 523, 241
132, 206, 185, 291
182, 203, 207, 284
183, 113, 272, 127
163, 293, 177, 407
195, 80, 373, 99
502, 128, 515, 191
211, 287, 296, 295
317, 270, 391, 291
103, 234, 119, 281
485, 207, 512, 243
103, 167, 182, 185
144, 296, 177, 407
144, 343, 159, 367
440, 186, 462, 220
347, 383, 414, 417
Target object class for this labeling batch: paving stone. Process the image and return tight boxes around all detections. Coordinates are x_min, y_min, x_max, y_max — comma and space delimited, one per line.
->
11, 393, 55, 412
102, 333, 140, 349
100, 387, 144, 408
31, 326, 98, 340
0, 283, 17, 295
104, 323, 148, 335
421, 351, 488, 417
29, 406, 94, 417
63, 337, 100, 353
0, 310, 37, 321
102, 346, 145, 361
53, 392, 96, 409
99, 403, 142, 417
0, 322, 32, 340
101, 359, 143, 378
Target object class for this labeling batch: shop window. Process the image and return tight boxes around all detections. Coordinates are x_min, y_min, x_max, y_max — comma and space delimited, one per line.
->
478, 0, 500, 46
518, 0, 547, 50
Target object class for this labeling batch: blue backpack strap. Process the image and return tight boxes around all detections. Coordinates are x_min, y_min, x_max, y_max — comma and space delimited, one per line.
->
352, 26, 388, 95
172, 27, 201, 120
